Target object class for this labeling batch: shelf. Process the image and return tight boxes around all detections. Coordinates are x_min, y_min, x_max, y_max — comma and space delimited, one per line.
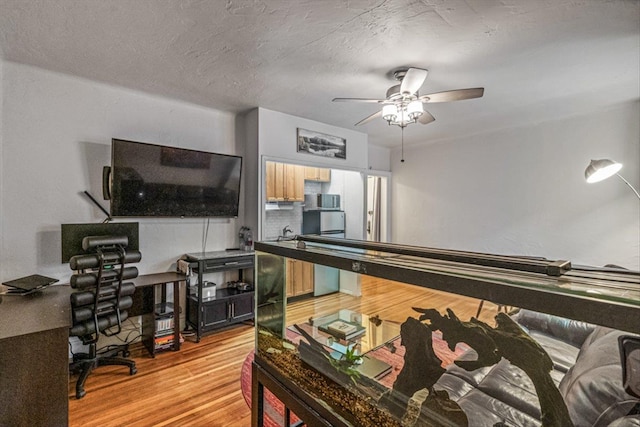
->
155, 302, 174, 316
184, 250, 255, 341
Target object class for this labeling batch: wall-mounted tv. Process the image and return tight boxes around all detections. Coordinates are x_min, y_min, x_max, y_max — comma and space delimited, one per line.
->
106, 139, 242, 218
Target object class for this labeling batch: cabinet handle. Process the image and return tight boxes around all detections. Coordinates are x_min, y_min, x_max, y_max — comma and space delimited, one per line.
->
224, 261, 239, 266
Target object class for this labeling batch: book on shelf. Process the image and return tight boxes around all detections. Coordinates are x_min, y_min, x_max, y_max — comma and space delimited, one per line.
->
155, 317, 174, 332
155, 334, 174, 345
319, 319, 366, 340
155, 342, 175, 351
154, 333, 184, 348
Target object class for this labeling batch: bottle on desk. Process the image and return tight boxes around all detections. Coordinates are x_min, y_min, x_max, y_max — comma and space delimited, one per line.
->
243, 229, 253, 251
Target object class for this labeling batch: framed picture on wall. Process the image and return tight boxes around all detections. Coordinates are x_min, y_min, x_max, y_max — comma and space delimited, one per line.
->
297, 128, 346, 159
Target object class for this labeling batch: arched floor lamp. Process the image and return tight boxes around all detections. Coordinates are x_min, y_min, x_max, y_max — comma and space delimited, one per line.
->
585, 159, 640, 200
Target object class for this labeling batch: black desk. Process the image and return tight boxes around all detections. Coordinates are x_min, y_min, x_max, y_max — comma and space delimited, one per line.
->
0, 285, 71, 427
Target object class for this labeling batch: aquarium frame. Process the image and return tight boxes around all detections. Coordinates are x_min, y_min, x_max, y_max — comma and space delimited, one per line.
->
252, 360, 348, 427
255, 236, 640, 334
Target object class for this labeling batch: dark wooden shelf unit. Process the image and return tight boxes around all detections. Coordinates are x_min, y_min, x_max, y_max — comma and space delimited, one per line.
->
184, 250, 255, 341
132, 272, 185, 357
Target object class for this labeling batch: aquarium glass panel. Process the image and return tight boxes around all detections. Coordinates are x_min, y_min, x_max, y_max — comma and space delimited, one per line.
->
253, 238, 640, 427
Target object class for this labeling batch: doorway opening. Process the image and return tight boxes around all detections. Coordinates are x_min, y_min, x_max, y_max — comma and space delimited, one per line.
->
366, 174, 390, 242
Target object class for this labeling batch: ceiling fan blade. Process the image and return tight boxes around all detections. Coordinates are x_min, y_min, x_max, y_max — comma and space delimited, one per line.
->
332, 97, 386, 103
419, 87, 484, 103
400, 68, 428, 95
354, 110, 382, 126
418, 110, 435, 124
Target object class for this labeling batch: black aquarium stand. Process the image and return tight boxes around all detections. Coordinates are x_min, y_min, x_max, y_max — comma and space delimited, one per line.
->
184, 250, 254, 342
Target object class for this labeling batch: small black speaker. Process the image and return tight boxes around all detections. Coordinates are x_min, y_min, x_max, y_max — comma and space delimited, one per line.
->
102, 166, 111, 200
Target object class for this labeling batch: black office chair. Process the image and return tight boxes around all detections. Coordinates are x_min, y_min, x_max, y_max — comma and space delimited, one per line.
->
68, 235, 141, 399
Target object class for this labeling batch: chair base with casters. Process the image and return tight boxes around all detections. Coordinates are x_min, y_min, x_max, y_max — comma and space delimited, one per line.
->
69, 235, 142, 399
70, 339, 137, 399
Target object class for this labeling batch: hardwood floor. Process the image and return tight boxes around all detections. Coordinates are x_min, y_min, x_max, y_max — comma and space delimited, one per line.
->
69, 277, 496, 427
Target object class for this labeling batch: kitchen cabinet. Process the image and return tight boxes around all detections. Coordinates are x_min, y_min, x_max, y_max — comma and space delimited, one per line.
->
304, 166, 331, 182
266, 161, 304, 202
286, 259, 314, 298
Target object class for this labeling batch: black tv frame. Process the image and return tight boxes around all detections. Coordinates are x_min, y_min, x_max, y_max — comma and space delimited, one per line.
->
105, 138, 242, 218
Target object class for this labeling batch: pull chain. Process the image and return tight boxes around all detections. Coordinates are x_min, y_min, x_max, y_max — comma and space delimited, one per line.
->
401, 126, 405, 163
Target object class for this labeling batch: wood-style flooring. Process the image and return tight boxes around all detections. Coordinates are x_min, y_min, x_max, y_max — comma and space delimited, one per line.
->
69, 277, 497, 427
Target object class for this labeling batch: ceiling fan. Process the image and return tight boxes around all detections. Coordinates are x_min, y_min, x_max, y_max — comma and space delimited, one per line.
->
332, 67, 484, 128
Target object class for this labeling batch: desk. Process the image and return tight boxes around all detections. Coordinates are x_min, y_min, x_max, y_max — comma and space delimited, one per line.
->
0, 271, 186, 426
0, 285, 70, 427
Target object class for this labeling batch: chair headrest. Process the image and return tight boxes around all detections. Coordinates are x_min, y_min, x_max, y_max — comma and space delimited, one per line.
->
82, 235, 128, 251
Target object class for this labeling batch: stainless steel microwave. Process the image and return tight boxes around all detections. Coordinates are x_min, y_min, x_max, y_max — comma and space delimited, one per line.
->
304, 194, 341, 210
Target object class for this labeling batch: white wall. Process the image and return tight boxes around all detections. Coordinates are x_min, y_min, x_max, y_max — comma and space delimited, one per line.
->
245, 108, 369, 240
238, 108, 259, 243
391, 101, 640, 270
0, 61, 243, 283
368, 144, 391, 172
257, 108, 368, 170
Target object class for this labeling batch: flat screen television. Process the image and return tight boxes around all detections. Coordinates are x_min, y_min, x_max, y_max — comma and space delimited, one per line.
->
61, 222, 139, 263
107, 139, 242, 217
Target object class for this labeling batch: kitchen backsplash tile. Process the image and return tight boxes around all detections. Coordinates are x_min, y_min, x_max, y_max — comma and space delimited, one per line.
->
264, 206, 303, 240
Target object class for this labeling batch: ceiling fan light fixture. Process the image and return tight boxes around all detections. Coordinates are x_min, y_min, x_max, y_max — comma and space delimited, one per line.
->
407, 100, 424, 120
398, 108, 412, 126
332, 67, 485, 162
382, 104, 398, 123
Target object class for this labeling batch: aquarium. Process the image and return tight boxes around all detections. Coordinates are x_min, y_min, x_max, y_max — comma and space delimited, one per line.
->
253, 236, 640, 427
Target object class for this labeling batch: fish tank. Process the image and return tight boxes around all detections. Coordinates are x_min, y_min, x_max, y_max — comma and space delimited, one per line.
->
253, 236, 640, 427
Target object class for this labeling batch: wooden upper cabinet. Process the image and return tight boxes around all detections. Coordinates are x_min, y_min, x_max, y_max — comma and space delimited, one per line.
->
304, 166, 331, 182
318, 168, 331, 182
274, 162, 286, 200
265, 161, 278, 201
304, 167, 318, 181
266, 161, 304, 202
288, 164, 304, 201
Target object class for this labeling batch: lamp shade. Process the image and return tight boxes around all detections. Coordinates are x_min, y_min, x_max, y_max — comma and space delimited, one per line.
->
382, 105, 397, 122
585, 159, 623, 183
406, 100, 424, 120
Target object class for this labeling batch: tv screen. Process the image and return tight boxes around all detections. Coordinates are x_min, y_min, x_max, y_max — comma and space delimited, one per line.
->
61, 222, 139, 263
109, 139, 242, 217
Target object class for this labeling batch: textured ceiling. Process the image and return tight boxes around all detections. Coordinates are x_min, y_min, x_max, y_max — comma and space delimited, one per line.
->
0, 0, 638, 147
